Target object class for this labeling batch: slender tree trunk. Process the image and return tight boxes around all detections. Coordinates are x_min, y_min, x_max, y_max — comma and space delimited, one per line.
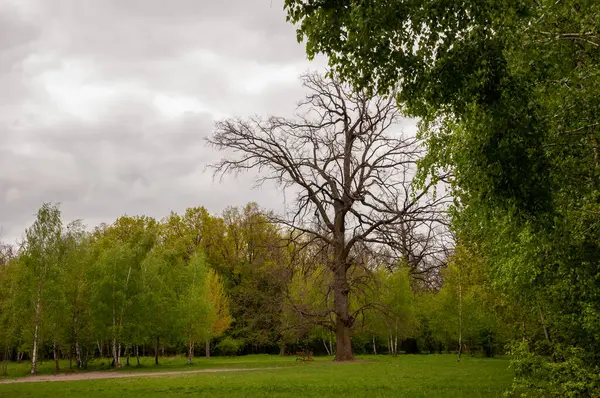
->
83, 347, 89, 370
372, 335, 377, 355
539, 308, 551, 342
187, 340, 194, 364
2, 345, 9, 376
394, 321, 398, 356
329, 334, 333, 356
333, 265, 353, 361
31, 294, 42, 375
155, 337, 159, 365
111, 338, 116, 368
126, 346, 130, 367
323, 339, 331, 356
118, 342, 122, 368
75, 341, 81, 368
136, 345, 140, 366
53, 336, 60, 373
205, 339, 210, 359
457, 281, 462, 362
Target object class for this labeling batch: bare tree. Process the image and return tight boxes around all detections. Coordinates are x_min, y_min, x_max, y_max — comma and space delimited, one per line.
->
208, 72, 448, 361
0, 236, 15, 269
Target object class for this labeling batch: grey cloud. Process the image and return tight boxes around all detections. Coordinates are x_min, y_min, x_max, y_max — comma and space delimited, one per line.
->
0, 0, 326, 243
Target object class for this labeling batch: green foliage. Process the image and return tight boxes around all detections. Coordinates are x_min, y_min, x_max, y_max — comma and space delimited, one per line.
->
285, 0, 600, 391
507, 341, 600, 397
215, 337, 241, 357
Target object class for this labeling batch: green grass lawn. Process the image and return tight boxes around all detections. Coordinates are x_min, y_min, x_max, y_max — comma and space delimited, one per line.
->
0, 354, 513, 397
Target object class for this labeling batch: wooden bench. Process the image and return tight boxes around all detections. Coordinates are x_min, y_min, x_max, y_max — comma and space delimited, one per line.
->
295, 351, 313, 361
53, 369, 78, 376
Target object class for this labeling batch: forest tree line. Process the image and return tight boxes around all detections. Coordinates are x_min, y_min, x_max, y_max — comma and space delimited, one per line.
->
1, 200, 542, 376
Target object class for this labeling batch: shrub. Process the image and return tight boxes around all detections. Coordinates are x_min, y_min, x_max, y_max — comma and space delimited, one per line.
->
505, 341, 600, 397
215, 337, 241, 357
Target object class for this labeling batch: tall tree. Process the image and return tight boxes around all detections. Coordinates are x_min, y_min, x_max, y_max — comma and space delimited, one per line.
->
285, 0, 600, 391
208, 72, 445, 360
204, 269, 232, 358
20, 203, 64, 374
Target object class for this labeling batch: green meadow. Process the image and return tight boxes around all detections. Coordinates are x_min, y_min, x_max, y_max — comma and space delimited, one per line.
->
0, 354, 512, 397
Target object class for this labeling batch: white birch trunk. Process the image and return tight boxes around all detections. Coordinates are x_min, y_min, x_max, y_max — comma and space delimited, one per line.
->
324, 338, 331, 356
31, 294, 42, 375
188, 340, 194, 364
457, 282, 462, 362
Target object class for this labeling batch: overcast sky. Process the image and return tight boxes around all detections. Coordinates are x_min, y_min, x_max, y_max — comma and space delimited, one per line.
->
0, 0, 336, 243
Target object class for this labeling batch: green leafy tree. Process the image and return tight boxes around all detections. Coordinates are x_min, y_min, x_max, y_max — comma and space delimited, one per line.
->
19, 203, 64, 374
285, 0, 600, 390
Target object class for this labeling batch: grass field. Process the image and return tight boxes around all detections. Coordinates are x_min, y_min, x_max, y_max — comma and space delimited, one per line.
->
0, 354, 513, 397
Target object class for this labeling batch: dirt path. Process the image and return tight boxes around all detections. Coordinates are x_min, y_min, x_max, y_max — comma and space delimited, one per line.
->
0, 366, 281, 384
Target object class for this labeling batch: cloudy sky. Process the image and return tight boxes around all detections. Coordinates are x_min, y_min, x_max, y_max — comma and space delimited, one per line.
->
0, 0, 334, 243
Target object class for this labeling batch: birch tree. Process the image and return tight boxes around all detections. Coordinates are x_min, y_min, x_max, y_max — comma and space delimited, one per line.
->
20, 203, 63, 374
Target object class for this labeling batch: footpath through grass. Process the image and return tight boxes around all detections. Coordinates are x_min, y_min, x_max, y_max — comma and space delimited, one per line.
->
0, 354, 512, 397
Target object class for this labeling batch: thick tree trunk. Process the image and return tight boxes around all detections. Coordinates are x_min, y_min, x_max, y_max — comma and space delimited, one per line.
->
280, 342, 286, 356
333, 266, 353, 361
31, 294, 42, 375
205, 339, 210, 359
155, 337, 159, 365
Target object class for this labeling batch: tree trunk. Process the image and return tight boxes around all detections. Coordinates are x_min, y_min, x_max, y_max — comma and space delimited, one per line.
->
457, 281, 462, 362
53, 336, 60, 373
75, 341, 81, 368
187, 340, 194, 364
329, 334, 333, 356
333, 266, 353, 361
394, 321, 398, 356
2, 345, 9, 376
323, 339, 331, 356
205, 339, 210, 359
111, 338, 118, 368
31, 294, 42, 375
372, 335, 377, 355
280, 342, 286, 356
136, 345, 140, 366
539, 308, 551, 342
155, 337, 159, 365
83, 347, 89, 370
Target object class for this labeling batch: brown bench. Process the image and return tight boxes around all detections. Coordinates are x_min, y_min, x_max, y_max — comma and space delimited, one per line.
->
53, 369, 79, 376
295, 351, 313, 361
